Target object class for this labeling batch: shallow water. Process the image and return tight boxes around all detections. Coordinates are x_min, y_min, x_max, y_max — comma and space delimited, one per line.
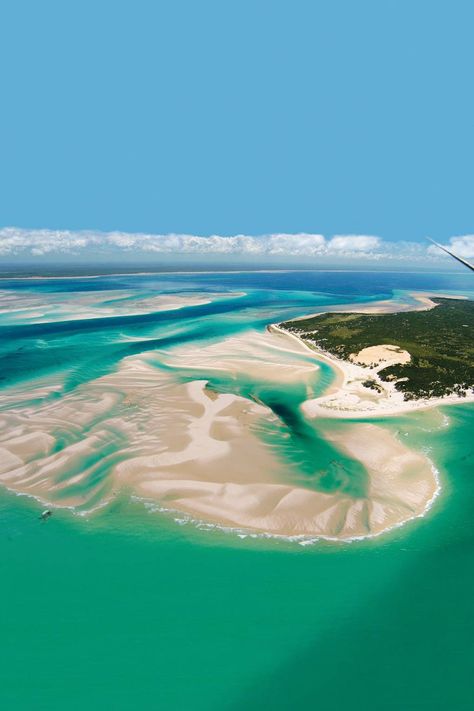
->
1, 270, 473, 709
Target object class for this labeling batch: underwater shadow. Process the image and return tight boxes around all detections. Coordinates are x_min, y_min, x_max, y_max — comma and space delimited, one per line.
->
224, 534, 474, 711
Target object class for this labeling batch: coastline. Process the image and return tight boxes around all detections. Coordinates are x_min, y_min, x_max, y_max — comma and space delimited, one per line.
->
136, 422, 441, 543
0, 328, 445, 542
1, 287, 471, 543
285, 290, 468, 323
272, 292, 474, 420
0, 269, 464, 281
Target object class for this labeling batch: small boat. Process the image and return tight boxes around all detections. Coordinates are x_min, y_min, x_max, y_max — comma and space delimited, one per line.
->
39, 509, 52, 521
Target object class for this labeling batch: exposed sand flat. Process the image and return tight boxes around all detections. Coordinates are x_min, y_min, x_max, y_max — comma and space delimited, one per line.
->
0, 289, 244, 324
155, 328, 320, 384
136, 422, 438, 540
0, 357, 281, 512
3, 431, 55, 459
0, 354, 439, 540
113, 379, 282, 496
0, 313, 443, 540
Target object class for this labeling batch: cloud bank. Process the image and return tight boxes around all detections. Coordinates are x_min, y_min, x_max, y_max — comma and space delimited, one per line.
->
0, 228, 381, 257
0, 227, 472, 263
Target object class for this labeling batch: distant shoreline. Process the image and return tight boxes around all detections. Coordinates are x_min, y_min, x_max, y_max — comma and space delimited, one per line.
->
0, 267, 466, 280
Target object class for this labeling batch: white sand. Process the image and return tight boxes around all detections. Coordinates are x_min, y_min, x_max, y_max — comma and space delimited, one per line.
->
349, 344, 411, 369
0, 358, 280, 511
288, 290, 467, 322
136, 421, 439, 540
155, 327, 320, 384
299, 346, 474, 419
0, 289, 245, 324
0, 339, 440, 540
274, 294, 474, 420
0, 293, 460, 540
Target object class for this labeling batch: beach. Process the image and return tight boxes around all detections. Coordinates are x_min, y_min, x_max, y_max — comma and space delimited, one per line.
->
275, 291, 474, 419
0, 274, 472, 546
0, 310, 445, 541
0, 268, 473, 711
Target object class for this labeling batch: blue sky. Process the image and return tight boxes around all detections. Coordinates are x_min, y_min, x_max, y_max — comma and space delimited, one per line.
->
1, 1, 473, 265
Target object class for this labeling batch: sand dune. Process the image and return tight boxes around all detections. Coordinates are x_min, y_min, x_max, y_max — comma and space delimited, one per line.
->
273, 292, 474, 419
349, 344, 411, 368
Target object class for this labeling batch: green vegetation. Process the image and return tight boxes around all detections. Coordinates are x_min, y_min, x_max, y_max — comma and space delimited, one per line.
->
281, 298, 474, 400
362, 378, 383, 393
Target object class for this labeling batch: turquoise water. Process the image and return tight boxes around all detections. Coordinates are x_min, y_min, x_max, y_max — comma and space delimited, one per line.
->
1, 270, 473, 710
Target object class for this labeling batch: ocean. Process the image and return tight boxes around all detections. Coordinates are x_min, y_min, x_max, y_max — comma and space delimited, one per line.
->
1, 269, 473, 710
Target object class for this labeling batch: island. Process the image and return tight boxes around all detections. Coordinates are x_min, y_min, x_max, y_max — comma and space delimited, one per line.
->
277, 296, 474, 417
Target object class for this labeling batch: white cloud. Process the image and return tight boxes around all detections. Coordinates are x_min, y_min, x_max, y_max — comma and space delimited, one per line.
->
328, 235, 381, 252
105, 232, 328, 256
263, 234, 326, 255
0, 226, 464, 263
0, 228, 102, 256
